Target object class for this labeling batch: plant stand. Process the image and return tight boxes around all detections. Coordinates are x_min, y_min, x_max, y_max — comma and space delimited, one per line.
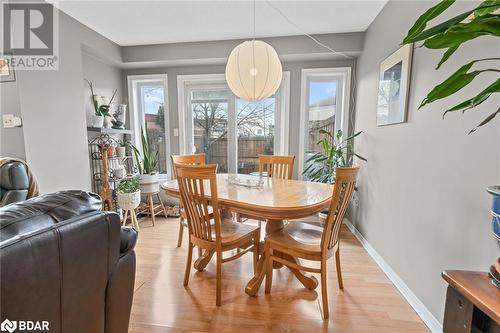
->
136, 191, 168, 226
122, 209, 140, 231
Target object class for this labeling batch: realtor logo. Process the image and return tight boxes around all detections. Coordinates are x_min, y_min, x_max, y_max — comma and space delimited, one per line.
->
1, 1, 58, 70
0, 319, 17, 333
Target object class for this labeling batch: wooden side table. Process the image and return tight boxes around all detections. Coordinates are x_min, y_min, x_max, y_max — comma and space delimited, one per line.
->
136, 191, 168, 226
442, 270, 500, 333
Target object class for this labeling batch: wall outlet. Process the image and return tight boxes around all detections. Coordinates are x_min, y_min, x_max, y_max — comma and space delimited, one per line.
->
2, 114, 22, 128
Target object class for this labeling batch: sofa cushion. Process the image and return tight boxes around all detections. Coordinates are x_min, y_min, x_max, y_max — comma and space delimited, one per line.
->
0, 190, 101, 242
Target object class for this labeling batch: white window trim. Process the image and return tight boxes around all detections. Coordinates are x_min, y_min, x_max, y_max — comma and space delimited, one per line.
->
127, 74, 171, 179
298, 67, 352, 179
177, 72, 291, 167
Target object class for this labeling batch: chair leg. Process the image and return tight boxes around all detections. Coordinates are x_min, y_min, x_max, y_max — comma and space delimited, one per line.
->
265, 243, 273, 294
183, 242, 193, 286
177, 219, 184, 247
131, 209, 139, 231
148, 194, 155, 226
335, 247, 344, 290
253, 234, 259, 275
216, 251, 222, 306
320, 259, 329, 319
123, 210, 128, 226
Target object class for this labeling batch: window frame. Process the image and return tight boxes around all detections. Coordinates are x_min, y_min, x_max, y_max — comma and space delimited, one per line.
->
127, 74, 171, 179
298, 67, 352, 179
177, 72, 291, 173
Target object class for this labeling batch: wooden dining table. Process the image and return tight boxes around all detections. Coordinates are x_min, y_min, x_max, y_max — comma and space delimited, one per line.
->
161, 173, 333, 296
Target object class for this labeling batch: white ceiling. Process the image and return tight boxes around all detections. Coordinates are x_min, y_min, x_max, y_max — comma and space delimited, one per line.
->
53, 0, 387, 46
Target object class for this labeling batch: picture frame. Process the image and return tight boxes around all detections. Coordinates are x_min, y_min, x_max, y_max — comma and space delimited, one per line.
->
0, 54, 15, 83
376, 44, 413, 126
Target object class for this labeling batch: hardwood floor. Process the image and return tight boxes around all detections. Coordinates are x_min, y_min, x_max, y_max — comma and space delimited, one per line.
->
128, 217, 430, 333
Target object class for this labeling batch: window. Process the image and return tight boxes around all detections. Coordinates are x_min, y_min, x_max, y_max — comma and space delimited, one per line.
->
299, 68, 351, 178
128, 74, 170, 178
178, 73, 290, 175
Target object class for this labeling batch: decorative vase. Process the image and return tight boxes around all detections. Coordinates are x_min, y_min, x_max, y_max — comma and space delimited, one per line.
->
138, 173, 159, 194
92, 115, 104, 128
113, 165, 126, 179
116, 146, 126, 158
117, 190, 141, 210
103, 115, 113, 128
112, 104, 127, 129
487, 185, 500, 288
107, 146, 115, 158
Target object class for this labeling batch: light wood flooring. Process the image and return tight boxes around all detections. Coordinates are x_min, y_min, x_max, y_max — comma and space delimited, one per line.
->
128, 217, 430, 333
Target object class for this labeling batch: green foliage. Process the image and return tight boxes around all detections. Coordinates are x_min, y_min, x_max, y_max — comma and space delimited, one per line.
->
131, 123, 159, 175
302, 129, 366, 184
117, 176, 140, 193
402, 0, 500, 133
118, 139, 131, 147
85, 79, 118, 116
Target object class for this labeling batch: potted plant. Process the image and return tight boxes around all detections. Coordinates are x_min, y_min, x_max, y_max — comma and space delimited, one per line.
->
303, 129, 366, 225
116, 139, 130, 158
116, 176, 141, 211
131, 123, 160, 193
402, 0, 499, 286
86, 79, 117, 128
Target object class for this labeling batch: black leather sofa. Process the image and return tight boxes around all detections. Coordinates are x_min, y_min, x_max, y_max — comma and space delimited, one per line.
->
0, 190, 137, 333
0, 161, 30, 206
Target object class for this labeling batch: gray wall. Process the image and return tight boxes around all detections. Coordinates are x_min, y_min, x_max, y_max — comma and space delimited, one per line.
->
0, 80, 25, 159
10, 9, 121, 193
123, 58, 355, 178
353, 0, 500, 324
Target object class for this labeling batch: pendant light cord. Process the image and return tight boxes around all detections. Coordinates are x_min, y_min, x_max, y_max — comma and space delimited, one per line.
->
265, 0, 357, 133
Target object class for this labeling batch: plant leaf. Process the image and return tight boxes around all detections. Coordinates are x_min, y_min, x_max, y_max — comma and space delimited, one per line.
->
443, 78, 500, 115
403, 0, 456, 44
423, 16, 500, 50
419, 60, 484, 108
468, 106, 500, 134
436, 44, 459, 69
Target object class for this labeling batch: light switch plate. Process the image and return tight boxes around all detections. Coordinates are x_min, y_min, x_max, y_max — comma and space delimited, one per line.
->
173, 128, 179, 137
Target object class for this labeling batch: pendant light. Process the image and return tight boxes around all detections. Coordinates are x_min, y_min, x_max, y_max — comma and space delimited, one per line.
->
225, 0, 283, 102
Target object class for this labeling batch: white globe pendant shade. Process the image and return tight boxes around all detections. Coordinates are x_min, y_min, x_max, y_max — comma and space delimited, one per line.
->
225, 40, 283, 102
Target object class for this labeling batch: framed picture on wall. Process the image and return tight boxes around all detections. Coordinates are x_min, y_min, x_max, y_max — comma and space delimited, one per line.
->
0, 54, 15, 83
376, 44, 413, 126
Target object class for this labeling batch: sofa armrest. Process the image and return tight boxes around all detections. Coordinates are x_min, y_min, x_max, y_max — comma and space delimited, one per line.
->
119, 226, 138, 257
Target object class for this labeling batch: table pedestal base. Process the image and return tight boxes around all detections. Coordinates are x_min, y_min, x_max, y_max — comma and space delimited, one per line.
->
245, 219, 318, 296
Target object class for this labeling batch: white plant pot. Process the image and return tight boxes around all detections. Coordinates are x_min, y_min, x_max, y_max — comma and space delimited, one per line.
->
92, 115, 104, 128
103, 115, 113, 128
117, 190, 141, 210
139, 173, 159, 193
113, 166, 126, 179
116, 146, 126, 158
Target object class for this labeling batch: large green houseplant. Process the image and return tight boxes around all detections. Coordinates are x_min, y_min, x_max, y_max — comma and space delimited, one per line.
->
404, 0, 500, 286
303, 129, 366, 224
131, 123, 160, 193
401, 0, 499, 134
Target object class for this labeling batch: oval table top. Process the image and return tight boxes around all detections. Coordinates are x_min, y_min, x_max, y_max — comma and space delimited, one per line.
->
161, 173, 333, 220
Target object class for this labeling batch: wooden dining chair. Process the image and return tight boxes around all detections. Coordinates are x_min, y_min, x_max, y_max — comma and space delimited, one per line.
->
264, 165, 359, 319
175, 163, 261, 306
258, 155, 295, 180
171, 153, 206, 250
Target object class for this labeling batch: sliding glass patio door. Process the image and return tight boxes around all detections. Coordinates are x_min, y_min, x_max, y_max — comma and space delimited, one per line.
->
178, 73, 289, 175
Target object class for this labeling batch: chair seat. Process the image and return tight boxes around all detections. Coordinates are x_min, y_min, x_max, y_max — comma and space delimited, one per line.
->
217, 220, 260, 247
265, 222, 326, 256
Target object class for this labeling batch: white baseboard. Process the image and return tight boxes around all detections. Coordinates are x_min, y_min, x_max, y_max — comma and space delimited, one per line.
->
343, 220, 442, 333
